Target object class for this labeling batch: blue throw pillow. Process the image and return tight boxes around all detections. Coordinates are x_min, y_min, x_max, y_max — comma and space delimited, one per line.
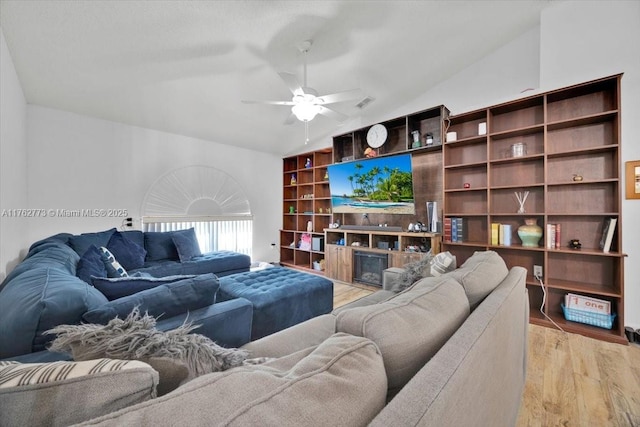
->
82, 273, 219, 325
144, 232, 179, 262
91, 274, 198, 300
106, 231, 147, 270
172, 228, 202, 262
68, 228, 117, 256
76, 245, 108, 284
99, 247, 129, 278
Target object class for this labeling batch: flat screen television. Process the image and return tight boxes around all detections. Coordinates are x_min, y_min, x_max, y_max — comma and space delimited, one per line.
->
327, 153, 416, 215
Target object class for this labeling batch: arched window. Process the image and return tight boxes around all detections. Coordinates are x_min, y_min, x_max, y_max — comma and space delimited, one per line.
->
141, 166, 252, 256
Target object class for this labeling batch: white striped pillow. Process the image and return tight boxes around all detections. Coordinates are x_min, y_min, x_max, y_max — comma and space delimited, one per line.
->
0, 358, 150, 388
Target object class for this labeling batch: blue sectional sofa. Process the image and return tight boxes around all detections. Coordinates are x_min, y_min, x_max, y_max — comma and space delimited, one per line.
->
0, 228, 253, 361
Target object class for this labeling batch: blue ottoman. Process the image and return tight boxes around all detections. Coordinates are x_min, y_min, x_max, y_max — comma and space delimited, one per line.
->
218, 267, 334, 340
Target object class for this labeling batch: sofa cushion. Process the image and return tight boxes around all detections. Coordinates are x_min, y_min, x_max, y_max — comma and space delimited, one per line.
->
99, 246, 129, 278
144, 231, 179, 262
449, 250, 509, 309
171, 228, 202, 262
106, 231, 147, 270
80, 333, 387, 427
91, 274, 198, 300
68, 228, 117, 257
336, 277, 470, 394
76, 245, 108, 284
133, 250, 251, 278
0, 358, 157, 427
0, 268, 109, 358
82, 273, 219, 324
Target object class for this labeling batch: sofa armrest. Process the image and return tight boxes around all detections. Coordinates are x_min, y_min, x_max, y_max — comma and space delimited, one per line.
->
382, 267, 405, 291
156, 298, 253, 349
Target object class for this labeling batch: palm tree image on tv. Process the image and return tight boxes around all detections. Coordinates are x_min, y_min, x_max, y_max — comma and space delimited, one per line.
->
328, 153, 416, 214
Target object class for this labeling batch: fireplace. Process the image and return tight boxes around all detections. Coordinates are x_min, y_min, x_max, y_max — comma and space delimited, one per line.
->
353, 251, 388, 287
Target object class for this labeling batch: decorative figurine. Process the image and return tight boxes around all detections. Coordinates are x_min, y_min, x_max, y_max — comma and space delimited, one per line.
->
411, 130, 421, 148
364, 147, 378, 158
324, 170, 329, 180
569, 239, 582, 249
305, 158, 312, 168
290, 173, 297, 185
425, 132, 434, 145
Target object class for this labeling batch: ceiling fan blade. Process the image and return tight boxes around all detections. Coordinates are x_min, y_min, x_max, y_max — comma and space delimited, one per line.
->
241, 100, 295, 106
283, 112, 296, 125
318, 106, 348, 122
278, 72, 304, 96
317, 88, 364, 105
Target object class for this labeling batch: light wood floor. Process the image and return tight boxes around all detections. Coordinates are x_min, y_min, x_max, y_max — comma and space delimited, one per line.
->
333, 282, 640, 426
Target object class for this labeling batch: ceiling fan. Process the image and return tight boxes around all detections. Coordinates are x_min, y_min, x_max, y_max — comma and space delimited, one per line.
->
242, 40, 364, 130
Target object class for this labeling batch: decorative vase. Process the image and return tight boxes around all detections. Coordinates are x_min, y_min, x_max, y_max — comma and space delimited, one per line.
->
518, 218, 542, 247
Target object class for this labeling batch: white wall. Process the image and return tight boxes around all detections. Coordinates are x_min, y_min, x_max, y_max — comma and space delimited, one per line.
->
538, 0, 640, 328
0, 29, 29, 282
26, 106, 282, 264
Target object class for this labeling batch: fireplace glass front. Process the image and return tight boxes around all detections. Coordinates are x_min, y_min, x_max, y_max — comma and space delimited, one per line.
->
353, 251, 388, 287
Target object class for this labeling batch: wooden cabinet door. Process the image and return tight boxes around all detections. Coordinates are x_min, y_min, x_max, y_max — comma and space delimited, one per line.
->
325, 245, 351, 282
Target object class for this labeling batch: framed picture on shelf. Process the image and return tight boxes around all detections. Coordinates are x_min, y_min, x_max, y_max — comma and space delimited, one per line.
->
625, 160, 640, 199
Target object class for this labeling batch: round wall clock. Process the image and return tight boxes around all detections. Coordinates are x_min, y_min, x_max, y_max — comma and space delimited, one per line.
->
367, 124, 388, 148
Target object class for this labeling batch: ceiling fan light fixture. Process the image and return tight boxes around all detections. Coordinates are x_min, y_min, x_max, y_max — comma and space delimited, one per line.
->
292, 101, 321, 122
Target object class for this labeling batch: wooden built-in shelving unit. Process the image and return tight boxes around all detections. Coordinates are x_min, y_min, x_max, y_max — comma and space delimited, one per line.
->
442, 74, 626, 344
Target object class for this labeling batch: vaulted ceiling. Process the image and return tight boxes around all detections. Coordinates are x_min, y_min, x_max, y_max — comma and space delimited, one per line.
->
0, 1, 555, 155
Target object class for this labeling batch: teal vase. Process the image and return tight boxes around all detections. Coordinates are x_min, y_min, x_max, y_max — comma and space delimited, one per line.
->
518, 218, 542, 247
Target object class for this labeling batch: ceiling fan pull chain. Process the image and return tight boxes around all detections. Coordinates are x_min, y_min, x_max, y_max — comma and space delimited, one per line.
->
305, 121, 309, 144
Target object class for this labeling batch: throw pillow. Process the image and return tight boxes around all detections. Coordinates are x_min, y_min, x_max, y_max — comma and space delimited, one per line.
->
106, 231, 147, 270
82, 273, 219, 324
99, 246, 129, 278
430, 251, 457, 276
172, 228, 202, 262
144, 231, 179, 262
47, 308, 247, 381
91, 274, 198, 300
0, 358, 157, 427
68, 228, 117, 256
76, 244, 108, 283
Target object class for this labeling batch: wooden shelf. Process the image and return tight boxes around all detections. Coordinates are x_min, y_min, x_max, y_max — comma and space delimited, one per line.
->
332, 105, 449, 162
442, 74, 626, 344
280, 148, 333, 274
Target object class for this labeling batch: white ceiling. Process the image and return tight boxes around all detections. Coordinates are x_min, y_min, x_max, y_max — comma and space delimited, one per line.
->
0, 1, 555, 155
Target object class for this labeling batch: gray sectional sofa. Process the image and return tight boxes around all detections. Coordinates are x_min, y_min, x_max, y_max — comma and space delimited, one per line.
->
0, 251, 529, 426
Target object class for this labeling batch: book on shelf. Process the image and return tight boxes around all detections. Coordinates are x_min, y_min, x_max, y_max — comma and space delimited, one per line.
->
599, 218, 617, 253
546, 224, 555, 249
447, 217, 464, 243
544, 223, 562, 249
489, 223, 512, 246
491, 223, 499, 246
444, 218, 452, 242
455, 217, 464, 243
502, 224, 512, 246
565, 293, 611, 315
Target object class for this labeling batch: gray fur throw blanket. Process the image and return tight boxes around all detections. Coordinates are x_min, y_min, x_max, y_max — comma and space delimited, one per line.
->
46, 308, 248, 379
